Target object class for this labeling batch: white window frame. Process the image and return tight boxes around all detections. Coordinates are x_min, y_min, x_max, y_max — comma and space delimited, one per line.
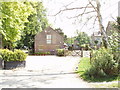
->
46, 35, 52, 44
47, 35, 51, 39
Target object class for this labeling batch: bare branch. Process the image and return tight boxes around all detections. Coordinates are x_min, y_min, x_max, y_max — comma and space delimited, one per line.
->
67, 10, 96, 19
51, 6, 93, 16
63, 1, 75, 8
80, 16, 96, 31
93, 16, 98, 26
89, 15, 98, 30
88, 0, 97, 12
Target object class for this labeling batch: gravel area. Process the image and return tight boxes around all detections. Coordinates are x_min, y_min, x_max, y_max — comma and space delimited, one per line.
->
0, 56, 92, 88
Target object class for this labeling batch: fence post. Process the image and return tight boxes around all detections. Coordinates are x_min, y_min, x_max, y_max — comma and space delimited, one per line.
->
81, 48, 83, 57
90, 51, 92, 64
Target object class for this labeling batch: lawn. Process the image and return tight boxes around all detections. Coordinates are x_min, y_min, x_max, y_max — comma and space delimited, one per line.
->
91, 82, 119, 88
76, 57, 119, 82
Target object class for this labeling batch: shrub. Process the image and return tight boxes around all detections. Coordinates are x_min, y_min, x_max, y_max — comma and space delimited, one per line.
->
68, 46, 73, 50
34, 52, 50, 55
89, 47, 118, 77
56, 49, 65, 56
1, 49, 27, 62
14, 49, 27, 61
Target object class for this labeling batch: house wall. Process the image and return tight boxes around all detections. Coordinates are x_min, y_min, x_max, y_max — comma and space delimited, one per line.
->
91, 34, 102, 48
34, 27, 64, 54
73, 40, 80, 50
106, 21, 116, 36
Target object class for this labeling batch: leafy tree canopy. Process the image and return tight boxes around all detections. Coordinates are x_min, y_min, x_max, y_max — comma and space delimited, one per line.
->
75, 32, 90, 47
0, 2, 35, 49
16, 1, 49, 51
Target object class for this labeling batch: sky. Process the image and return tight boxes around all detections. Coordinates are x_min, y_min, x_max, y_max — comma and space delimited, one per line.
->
43, 0, 119, 37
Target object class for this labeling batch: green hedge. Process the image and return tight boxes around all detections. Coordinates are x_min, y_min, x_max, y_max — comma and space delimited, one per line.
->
56, 49, 65, 56
34, 52, 50, 55
0, 49, 27, 62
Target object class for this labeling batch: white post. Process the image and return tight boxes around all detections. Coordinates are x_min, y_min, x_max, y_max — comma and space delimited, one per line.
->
118, 1, 120, 17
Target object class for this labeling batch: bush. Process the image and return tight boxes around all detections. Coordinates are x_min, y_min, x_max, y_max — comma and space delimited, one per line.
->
14, 50, 27, 61
1, 49, 27, 62
34, 52, 50, 55
68, 46, 73, 50
89, 47, 118, 77
56, 49, 65, 56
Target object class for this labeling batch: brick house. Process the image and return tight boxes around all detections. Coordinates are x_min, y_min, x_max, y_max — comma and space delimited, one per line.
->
91, 31, 102, 48
73, 40, 80, 50
34, 26, 64, 54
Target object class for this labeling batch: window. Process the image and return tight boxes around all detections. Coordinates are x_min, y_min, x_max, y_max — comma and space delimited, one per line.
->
46, 35, 52, 44
47, 35, 51, 39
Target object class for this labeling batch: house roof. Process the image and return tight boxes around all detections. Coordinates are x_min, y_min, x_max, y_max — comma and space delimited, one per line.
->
35, 26, 64, 38
92, 31, 101, 37
106, 21, 117, 32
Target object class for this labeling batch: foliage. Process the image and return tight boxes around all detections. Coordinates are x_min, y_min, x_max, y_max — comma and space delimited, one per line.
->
16, 2, 49, 51
65, 37, 75, 44
108, 31, 119, 60
0, 54, 2, 60
92, 82, 119, 88
77, 57, 118, 82
89, 48, 118, 77
68, 46, 73, 50
77, 57, 91, 75
116, 17, 120, 31
55, 28, 64, 35
94, 40, 99, 45
33, 52, 50, 55
56, 49, 65, 56
1, 49, 27, 62
108, 17, 120, 74
0, 2, 35, 49
75, 32, 90, 47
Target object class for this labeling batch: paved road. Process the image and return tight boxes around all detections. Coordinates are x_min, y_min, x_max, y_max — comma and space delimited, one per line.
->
0, 56, 92, 88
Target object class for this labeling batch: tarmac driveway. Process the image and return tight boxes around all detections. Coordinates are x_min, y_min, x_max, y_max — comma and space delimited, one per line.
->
0, 56, 92, 88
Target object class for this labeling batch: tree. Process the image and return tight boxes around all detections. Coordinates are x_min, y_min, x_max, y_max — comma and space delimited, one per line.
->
16, 2, 49, 52
109, 17, 120, 68
65, 37, 75, 45
75, 32, 90, 47
0, 2, 35, 50
51, 0, 109, 48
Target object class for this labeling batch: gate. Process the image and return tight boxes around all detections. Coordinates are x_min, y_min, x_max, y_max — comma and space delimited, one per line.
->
64, 49, 83, 57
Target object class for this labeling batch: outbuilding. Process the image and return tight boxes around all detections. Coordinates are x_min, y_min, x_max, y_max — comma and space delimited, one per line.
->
34, 26, 64, 54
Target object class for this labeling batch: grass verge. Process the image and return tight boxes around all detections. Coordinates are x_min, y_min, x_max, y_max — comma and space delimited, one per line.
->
76, 57, 119, 82
91, 82, 119, 88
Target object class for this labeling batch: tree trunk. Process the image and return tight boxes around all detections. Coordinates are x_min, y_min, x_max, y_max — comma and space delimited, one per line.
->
96, 0, 109, 48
